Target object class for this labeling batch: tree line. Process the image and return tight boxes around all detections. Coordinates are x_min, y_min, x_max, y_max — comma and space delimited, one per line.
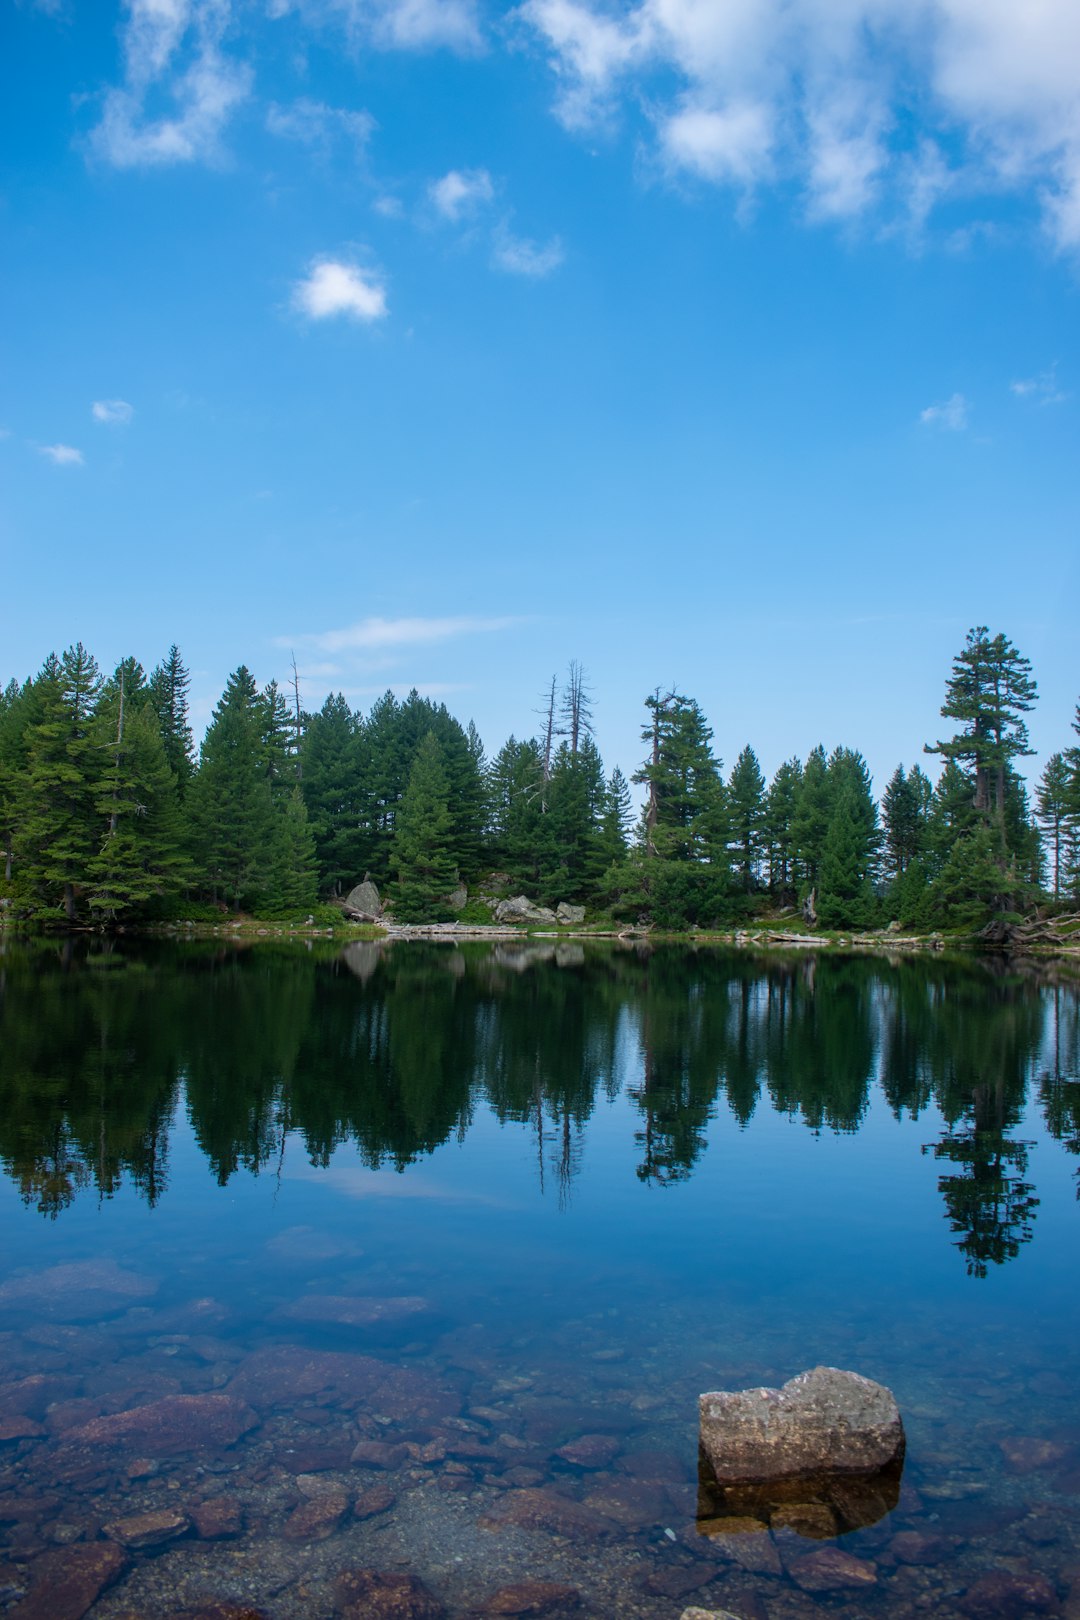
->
0, 628, 1077, 929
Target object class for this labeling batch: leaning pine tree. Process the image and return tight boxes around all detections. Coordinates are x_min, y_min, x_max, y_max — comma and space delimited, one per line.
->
390, 732, 459, 923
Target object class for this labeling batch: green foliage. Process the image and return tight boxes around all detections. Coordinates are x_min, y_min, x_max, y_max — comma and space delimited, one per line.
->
728, 744, 766, 893
390, 732, 459, 922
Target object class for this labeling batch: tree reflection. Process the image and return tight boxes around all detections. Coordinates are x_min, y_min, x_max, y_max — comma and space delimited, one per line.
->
0, 935, 1075, 1277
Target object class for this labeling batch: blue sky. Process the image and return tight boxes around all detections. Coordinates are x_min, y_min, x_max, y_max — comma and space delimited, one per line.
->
2, 0, 1078, 798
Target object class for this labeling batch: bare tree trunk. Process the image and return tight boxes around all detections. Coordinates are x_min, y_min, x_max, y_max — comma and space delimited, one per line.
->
290, 652, 303, 780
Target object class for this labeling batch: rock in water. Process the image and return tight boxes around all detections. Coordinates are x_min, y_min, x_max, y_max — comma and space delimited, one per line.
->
698, 1367, 904, 1535
699, 1367, 904, 1486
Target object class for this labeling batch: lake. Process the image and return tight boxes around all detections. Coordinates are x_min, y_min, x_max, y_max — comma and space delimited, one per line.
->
0, 937, 1078, 1619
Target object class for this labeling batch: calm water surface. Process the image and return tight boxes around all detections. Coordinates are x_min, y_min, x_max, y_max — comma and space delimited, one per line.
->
0, 938, 1078, 1619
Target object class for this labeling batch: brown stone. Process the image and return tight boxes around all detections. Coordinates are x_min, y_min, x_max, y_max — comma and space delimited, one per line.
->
0, 1260, 156, 1321
0, 1374, 82, 1421
787, 1546, 878, 1592
165, 1608, 270, 1620
699, 1522, 782, 1576
617, 1448, 690, 1482
67, 1393, 257, 1455
959, 1569, 1059, 1618
281, 1295, 431, 1329
999, 1435, 1072, 1473
581, 1476, 671, 1529
351, 1439, 410, 1470
769, 1502, 838, 1538
555, 1435, 620, 1469
191, 1497, 243, 1539
640, 1565, 718, 1598
9, 1541, 127, 1620
230, 1346, 459, 1425
103, 1508, 190, 1549
335, 1569, 445, 1619
484, 1581, 580, 1614
354, 1484, 396, 1520
480, 1488, 614, 1539
0, 1416, 45, 1441
282, 1488, 349, 1540
890, 1529, 952, 1564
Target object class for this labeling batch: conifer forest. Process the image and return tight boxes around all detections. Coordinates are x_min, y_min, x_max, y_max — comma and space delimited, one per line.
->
1, 629, 1078, 933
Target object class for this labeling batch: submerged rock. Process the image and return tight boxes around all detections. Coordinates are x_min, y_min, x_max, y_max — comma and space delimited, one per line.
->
0, 1260, 157, 1322
9, 1541, 127, 1620
280, 1294, 431, 1330
66, 1393, 258, 1455
102, 1507, 191, 1549
335, 1569, 445, 1620
484, 1582, 581, 1615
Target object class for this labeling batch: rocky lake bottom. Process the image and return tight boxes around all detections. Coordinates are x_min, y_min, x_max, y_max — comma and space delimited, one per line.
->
1, 939, 1078, 1619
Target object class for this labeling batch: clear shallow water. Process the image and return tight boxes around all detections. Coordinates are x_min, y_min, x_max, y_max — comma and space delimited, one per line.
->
0, 937, 1078, 1619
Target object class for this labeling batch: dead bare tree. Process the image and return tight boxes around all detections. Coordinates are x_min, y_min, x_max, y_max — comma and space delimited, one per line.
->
560, 660, 594, 757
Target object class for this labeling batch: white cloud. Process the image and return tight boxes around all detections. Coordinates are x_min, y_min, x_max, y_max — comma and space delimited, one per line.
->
40, 443, 85, 466
518, 0, 1080, 247
282, 614, 519, 653
373, 194, 405, 217
429, 167, 495, 221
1010, 368, 1068, 405
491, 226, 564, 276
270, 0, 482, 54
292, 258, 388, 321
90, 1, 252, 169
265, 97, 374, 157
920, 392, 969, 431
659, 99, 773, 187
92, 398, 134, 425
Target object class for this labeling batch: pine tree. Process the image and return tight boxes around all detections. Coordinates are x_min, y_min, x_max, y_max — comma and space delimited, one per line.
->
763, 758, 802, 899
13, 644, 103, 920
299, 693, 366, 892
791, 744, 830, 894
926, 627, 1037, 847
882, 764, 932, 881
148, 645, 195, 793
86, 687, 190, 919
487, 736, 545, 889
390, 733, 458, 922
817, 787, 876, 929
265, 786, 319, 913
189, 667, 275, 910
728, 745, 766, 894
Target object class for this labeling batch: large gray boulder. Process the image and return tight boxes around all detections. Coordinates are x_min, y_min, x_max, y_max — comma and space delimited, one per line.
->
555, 902, 586, 925
344, 878, 382, 920
700, 1367, 904, 1488
493, 895, 558, 926
702, 1360, 906, 1483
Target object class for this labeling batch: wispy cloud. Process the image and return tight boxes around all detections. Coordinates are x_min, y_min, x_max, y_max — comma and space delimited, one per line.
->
40, 443, 85, 466
519, 0, 1080, 250
492, 225, 564, 277
429, 167, 495, 221
265, 97, 374, 159
1010, 368, 1068, 406
89, 0, 252, 169
269, 0, 483, 54
281, 614, 519, 653
92, 398, 134, 425
919, 392, 969, 431
292, 258, 388, 321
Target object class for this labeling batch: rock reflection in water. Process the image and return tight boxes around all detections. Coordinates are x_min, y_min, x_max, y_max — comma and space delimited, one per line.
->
696, 1454, 903, 1539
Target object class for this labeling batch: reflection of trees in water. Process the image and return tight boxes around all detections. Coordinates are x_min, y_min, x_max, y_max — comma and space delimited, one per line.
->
0, 937, 1075, 1275
1038, 983, 1080, 1199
